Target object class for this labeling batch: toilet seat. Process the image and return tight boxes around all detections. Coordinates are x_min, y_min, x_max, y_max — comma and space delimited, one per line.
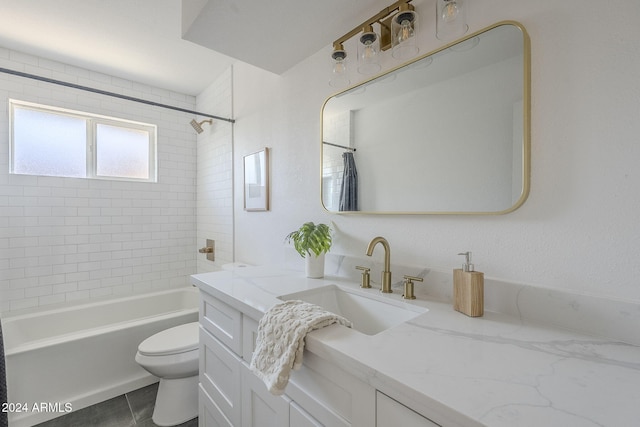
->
138, 322, 199, 356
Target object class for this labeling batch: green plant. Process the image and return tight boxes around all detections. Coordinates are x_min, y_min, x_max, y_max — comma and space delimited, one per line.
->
285, 222, 332, 258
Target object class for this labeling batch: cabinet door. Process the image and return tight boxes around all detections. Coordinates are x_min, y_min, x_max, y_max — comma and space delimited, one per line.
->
200, 327, 242, 426
377, 392, 440, 427
199, 384, 233, 427
290, 402, 323, 427
241, 364, 290, 427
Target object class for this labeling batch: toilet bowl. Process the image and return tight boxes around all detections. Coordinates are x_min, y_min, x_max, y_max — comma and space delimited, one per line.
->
135, 321, 199, 426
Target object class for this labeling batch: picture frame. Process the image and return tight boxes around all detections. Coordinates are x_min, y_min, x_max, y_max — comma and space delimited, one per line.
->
243, 148, 269, 211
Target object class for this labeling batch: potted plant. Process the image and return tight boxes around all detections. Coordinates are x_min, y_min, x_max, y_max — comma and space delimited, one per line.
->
285, 222, 332, 278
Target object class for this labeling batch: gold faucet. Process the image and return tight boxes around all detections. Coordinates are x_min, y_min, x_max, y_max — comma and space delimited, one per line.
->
366, 236, 392, 293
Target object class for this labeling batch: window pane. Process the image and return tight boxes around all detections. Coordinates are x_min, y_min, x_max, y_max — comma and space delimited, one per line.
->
96, 124, 150, 179
13, 108, 87, 177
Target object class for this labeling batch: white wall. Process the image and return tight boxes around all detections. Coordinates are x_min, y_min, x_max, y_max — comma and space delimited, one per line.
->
233, 0, 640, 303
0, 47, 198, 314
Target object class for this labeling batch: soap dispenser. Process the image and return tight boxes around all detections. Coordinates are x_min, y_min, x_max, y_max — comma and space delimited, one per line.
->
453, 252, 484, 317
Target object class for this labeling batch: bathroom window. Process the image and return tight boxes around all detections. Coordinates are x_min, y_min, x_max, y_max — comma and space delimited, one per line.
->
9, 99, 157, 182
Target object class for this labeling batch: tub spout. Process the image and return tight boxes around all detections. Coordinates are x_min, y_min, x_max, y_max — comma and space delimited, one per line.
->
365, 236, 392, 293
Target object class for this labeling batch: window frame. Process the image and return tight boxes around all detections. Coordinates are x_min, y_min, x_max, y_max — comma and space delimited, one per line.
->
9, 99, 158, 182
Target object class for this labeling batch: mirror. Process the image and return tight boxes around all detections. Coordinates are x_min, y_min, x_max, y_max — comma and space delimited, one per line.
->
321, 21, 530, 214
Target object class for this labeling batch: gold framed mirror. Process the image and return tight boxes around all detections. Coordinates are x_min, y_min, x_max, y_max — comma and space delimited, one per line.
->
321, 21, 530, 214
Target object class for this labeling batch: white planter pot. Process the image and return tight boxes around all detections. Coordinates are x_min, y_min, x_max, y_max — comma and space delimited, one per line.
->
305, 253, 325, 278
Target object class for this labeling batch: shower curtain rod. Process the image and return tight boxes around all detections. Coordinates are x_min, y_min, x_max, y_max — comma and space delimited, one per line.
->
323, 141, 356, 152
0, 66, 236, 123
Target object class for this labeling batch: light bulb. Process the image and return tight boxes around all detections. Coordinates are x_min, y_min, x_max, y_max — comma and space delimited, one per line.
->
329, 49, 350, 87
397, 19, 414, 43
436, 0, 467, 41
441, 1, 459, 23
357, 28, 381, 75
391, 7, 419, 60
362, 41, 375, 61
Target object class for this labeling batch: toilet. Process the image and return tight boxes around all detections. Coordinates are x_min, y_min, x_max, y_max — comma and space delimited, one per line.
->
135, 321, 199, 426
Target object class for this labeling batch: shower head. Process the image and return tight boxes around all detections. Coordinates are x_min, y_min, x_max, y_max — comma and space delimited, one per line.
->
190, 119, 213, 134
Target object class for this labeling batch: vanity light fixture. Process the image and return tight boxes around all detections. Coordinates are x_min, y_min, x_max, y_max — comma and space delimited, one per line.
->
329, 0, 418, 86
436, 0, 468, 41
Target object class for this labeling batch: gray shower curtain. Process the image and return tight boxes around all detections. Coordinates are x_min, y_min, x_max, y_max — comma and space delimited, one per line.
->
1, 320, 7, 427
339, 151, 358, 211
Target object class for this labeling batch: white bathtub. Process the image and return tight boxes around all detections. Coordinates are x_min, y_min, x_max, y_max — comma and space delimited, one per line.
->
2, 287, 199, 427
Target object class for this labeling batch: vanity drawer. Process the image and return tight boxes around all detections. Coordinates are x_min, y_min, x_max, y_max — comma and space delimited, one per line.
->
287, 351, 373, 427
377, 392, 440, 427
200, 291, 242, 355
200, 327, 242, 426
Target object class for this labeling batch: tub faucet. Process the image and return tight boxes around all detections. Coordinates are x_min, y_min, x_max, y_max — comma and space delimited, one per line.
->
366, 236, 392, 293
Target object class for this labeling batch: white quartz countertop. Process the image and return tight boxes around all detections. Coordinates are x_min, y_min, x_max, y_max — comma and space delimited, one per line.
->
191, 266, 640, 427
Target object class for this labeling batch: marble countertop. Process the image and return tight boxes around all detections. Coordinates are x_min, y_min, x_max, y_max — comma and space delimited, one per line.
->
191, 265, 640, 427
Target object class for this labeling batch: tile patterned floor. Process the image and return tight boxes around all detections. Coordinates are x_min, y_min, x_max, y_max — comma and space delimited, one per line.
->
34, 383, 198, 427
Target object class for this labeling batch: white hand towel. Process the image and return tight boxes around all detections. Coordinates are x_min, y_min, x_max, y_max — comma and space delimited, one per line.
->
250, 300, 352, 395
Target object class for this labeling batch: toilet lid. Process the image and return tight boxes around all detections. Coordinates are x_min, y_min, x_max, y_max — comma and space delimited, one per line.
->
138, 322, 199, 356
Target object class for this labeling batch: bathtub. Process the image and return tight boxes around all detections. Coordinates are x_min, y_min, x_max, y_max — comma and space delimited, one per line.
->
2, 287, 199, 427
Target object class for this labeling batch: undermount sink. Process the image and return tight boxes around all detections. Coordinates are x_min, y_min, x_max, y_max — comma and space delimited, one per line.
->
278, 284, 427, 336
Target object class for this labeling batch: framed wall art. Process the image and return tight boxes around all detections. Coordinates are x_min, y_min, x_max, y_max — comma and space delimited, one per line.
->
243, 148, 269, 211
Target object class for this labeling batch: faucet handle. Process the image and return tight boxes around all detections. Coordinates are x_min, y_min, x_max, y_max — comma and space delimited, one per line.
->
402, 275, 423, 300
356, 266, 371, 288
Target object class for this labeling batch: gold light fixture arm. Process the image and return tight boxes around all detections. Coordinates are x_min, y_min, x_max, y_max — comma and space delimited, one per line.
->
332, 0, 414, 52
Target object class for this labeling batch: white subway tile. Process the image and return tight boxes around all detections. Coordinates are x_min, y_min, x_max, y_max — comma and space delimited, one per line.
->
1, 45, 199, 315
66, 290, 91, 301
38, 293, 66, 307
11, 297, 39, 311
39, 274, 66, 286
25, 285, 52, 298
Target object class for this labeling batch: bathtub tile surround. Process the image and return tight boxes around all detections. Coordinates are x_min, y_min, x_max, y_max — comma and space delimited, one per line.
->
195, 67, 234, 274
192, 266, 640, 426
0, 46, 201, 315
34, 383, 198, 427
0, 39, 231, 426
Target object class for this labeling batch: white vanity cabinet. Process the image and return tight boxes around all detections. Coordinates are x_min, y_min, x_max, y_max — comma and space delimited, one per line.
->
199, 292, 242, 426
198, 288, 376, 427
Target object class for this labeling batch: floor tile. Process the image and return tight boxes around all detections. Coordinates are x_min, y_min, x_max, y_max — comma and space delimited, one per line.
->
136, 416, 198, 427
126, 382, 159, 423
35, 395, 134, 427
33, 383, 197, 427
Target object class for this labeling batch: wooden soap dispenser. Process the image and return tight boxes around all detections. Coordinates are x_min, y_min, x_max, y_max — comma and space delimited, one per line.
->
453, 251, 484, 317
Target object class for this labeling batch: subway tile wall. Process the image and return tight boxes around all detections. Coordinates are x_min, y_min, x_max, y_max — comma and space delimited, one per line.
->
196, 67, 234, 273
0, 46, 199, 314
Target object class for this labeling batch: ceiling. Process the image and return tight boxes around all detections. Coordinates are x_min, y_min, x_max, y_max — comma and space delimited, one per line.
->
0, 0, 389, 96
